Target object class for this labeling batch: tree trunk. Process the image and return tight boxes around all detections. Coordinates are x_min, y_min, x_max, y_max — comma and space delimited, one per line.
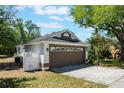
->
120, 43, 124, 61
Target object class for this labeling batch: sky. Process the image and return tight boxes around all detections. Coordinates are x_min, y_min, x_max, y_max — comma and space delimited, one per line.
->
14, 5, 94, 42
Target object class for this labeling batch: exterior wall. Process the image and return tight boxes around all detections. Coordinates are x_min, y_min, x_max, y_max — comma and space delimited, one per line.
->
23, 43, 45, 71
85, 48, 88, 60
23, 41, 88, 71
83, 47, 86, 61
41, 42, 49, 70
25, 43, 44, 54
25, 42, 49, 71
23, 52, 41, 71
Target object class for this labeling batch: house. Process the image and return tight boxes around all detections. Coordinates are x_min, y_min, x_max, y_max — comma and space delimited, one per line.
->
16, 29, 89, 71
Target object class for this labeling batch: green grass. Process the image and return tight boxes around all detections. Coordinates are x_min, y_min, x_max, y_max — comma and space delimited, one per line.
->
0, 72, 107, 88
0, 57, 107, 88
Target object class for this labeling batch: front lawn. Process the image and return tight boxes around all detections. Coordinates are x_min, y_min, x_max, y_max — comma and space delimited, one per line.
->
0, 57, 107, 88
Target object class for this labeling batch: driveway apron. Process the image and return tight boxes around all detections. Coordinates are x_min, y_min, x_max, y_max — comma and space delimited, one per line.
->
52, 64, 124, 87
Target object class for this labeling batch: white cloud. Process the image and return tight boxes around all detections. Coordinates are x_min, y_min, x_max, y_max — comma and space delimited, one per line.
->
14, 6, 26, 11
14, 5, 35, 11
37, 22, 64, 29
49, 16, 73, 21
33, 6, 70, 15
15, 5, 70, 15
33, 6, 45, 15
64, 16, 73, 21
49, 16, 63, 21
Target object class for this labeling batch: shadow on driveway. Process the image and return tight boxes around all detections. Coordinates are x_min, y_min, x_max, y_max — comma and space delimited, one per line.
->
51, 64, 93, 73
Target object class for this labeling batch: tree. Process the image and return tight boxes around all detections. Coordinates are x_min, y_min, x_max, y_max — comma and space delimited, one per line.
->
14, 19, 41, 44
0, 6, 41, 56
14, 18, 27, 44
71, 6, 124, 61
0, 6, 20, 55
0, 6, 17, 48
25, 20, 41, 40
87, 32, 109, 64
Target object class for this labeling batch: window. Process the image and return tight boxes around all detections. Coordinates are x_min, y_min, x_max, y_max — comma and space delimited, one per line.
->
50, 47, 84, 52
50, 47, 56, 51
63, 33, 70, 37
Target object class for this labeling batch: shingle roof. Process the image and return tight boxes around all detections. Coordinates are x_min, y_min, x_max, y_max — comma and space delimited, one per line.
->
25, 29, 89, 46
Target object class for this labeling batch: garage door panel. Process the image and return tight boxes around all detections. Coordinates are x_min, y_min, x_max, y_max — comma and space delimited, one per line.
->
50, 51, 84, 68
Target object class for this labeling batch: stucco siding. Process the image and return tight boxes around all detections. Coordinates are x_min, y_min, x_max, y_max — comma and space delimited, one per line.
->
43, 43, 49, 64
23, 43, 45, 71
25, 43, 44, 54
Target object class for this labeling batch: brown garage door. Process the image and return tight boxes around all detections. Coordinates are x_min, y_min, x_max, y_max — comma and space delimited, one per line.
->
49, 44, 85, 68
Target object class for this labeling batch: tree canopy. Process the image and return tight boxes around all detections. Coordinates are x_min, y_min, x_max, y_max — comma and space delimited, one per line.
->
71, 5, 124, 61
0, 6, 41, 55
0, 6, 17, 49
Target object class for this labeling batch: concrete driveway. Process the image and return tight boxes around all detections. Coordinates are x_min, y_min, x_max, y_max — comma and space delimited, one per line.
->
52, 64, 124, 87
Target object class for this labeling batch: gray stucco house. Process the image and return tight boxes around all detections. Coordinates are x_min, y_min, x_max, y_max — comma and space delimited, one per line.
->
16, 29, 89, 71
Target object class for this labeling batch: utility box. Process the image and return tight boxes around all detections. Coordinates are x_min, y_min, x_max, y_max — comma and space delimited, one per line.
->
15, 56, 23, 64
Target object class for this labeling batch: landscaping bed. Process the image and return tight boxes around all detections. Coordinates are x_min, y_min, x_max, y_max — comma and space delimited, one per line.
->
96, 59, 124, 69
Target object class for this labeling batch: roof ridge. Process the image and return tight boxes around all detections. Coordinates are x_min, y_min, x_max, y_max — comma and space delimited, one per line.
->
43, 29, 71, 40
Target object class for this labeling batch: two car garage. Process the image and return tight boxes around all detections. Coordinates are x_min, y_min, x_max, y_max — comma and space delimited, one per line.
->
21, 29, 88, 71
49, 44, 85, 68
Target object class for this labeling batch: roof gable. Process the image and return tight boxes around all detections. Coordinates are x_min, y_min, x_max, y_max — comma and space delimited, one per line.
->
49, 29, 81, 42
25, 29, 84, 44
